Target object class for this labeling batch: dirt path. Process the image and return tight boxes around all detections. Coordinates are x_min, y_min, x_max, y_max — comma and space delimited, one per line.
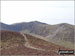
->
20, 32, 45, 51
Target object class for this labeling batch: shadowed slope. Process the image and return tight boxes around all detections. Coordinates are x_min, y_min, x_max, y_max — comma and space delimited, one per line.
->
1, 30, 25, 50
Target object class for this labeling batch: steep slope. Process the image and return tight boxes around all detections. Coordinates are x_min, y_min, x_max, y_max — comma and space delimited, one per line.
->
0, 21, 74, 37
0, 22, 10, 31
1, 30, 73, 55
55, 23, 74, 43
22, 33, 72, 52
1, 30, 58, 55
0, 22, 19, 32
46, 23, 74, 43
0, 21, 74, 49
1, 30, 25, 50
45, 23, 75, 49
0, 21, 57, 37
13, 21, 58, 37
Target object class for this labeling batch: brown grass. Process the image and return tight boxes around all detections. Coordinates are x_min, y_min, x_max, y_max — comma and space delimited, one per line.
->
1, 30, 25, 50
25, 33, 73, 53
1, 30, 74, 55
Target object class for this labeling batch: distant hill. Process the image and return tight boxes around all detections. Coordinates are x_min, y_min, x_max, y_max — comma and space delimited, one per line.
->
0, 21, 74, 48
0, 22, 20, 32
0, 21, 47, 32
46, 23, 74, 43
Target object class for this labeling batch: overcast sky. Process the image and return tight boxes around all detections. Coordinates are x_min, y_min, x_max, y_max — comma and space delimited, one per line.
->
1, 1, 74, 25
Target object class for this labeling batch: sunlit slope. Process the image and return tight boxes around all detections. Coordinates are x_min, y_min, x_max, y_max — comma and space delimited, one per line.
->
24, 33, 73, 52
1, 30, 74, 55
0, 22, 74, 45
0, 30, 57, 55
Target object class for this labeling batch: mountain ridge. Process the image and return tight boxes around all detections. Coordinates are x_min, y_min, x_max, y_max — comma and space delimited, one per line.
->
0, 21, 74, 49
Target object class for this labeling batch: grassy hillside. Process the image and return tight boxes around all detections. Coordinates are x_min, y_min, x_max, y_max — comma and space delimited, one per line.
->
24, 33, 73, 52
1, 30, 57, 55
1, 22, 74, 45
1, 30, 74, 55
1, 30, 25, 50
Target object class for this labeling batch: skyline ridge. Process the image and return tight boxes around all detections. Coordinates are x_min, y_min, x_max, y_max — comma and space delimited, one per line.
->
0, 21, 74, 25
